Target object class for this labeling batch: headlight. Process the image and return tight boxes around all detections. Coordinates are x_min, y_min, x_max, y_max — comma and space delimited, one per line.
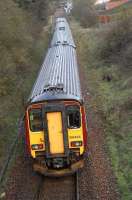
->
71, 141, 82, 147
31, 144, 43, 150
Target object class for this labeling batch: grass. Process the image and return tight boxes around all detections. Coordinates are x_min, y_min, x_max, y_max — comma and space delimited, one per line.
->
71, 21, 132, 200
0, 0, 51, 174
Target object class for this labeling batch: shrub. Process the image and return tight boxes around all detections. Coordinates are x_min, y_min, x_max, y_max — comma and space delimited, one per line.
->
97, 15, 132, 69
73, 0, 97, 28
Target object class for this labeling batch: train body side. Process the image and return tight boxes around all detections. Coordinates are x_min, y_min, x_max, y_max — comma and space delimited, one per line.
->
25, 17, 88, 176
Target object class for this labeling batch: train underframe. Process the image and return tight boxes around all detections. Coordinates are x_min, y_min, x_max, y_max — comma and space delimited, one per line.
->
33, 154, 84, 177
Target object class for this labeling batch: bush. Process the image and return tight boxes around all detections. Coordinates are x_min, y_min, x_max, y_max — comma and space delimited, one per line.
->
0, 0, 51, 170
73, 0, 97, 28
97, 15, 132, 69
72, 16, 132, 200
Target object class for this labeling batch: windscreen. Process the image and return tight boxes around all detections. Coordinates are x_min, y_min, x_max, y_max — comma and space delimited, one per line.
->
29, 108, 43, 132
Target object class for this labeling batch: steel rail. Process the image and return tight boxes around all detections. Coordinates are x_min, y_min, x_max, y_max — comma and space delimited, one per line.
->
0, 117, 24, 185
0, 135, 18, 185
75, 171, 80, 200
32, 172, 79, 200
33, 176, 44, 200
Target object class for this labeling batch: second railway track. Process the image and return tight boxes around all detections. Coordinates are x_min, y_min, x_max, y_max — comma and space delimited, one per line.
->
34, 172, 80, 200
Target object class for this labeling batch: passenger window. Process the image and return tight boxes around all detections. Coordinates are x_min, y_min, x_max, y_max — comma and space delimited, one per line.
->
29, 109, 43, 132
67, 106, 81, 129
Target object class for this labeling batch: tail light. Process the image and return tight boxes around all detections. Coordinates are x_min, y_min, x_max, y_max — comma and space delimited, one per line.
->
31, 144, 43, 150
71, 141, 82, 147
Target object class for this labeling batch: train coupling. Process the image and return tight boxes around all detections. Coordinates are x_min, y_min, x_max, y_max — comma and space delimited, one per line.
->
33, 159, 84, 177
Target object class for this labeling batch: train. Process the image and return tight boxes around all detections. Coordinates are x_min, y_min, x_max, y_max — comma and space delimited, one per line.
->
25, 17, 87, 176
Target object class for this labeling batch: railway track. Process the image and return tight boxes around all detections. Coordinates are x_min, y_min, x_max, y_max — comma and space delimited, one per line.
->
33, 172, 79, 200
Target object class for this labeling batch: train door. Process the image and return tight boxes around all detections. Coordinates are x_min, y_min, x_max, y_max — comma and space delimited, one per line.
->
46, 112, 64, 154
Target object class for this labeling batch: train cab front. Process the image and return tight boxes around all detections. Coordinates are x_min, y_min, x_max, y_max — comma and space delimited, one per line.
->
25, 101, 87, 177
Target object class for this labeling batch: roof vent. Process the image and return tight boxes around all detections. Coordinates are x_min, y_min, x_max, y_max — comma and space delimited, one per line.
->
43, 84, 64, 93
59, 27, 65, 31
63, 41, 68, 45
56, 41, 61, 45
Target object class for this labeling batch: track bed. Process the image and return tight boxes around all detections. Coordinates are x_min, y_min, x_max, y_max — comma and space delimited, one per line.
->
34, 174, 79, 200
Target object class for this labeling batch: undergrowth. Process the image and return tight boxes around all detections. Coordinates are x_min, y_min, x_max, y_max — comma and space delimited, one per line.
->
72, 16, 132, 200
0, 0, 51, 171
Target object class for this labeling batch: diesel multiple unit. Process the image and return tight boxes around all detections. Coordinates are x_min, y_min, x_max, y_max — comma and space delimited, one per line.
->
25, 18, 87, 176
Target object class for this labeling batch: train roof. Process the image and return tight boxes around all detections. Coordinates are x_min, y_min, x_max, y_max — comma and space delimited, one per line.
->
28, 18, 82, 104
51, 18, 75, 48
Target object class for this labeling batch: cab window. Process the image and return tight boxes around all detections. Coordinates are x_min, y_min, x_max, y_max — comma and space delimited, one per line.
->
67, 106, 81, 129
29, 109, 43, 132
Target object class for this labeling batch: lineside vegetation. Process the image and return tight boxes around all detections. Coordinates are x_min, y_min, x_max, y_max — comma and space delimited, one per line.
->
0, 0, 52, 172
72, 7, 132, 200
73, 0, 97, 27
